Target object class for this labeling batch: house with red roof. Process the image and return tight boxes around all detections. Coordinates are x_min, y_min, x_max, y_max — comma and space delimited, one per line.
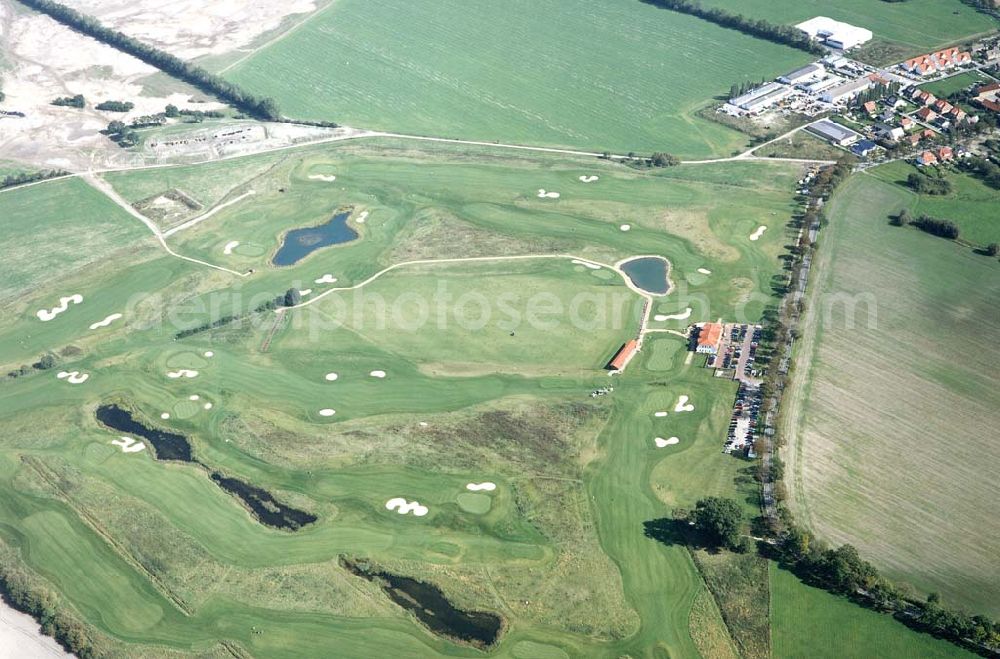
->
916, 107, 938, 122
933, 99, 954, 114
608, 339, 638, 372
916, 150, 938, 166
696, 323, 724, 355
863, 100, 877, 115
900, 116, 915, 130
937, 146, 954, 162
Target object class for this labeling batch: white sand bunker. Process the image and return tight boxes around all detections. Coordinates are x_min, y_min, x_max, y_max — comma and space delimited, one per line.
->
111, 437, 145, 453
654, 308, 692, 322
204, 402, 213, 410
466, 482, 497, 492
318, 408, 336, 417
620, 224, 631, 232
204, 351, 214, 358
315, 274, 338, 284
571, 259, 601, 270
697, 268, 712, 275
653, 411, 668, 418
300, 289, 313, 296
308, 174, 337, 182
188, 394, 200, 401
385, 497, 428, 517
370, 370, 386, 378
418, 421, 429, 427
578, 175, 599, 183
56, 371, 89, 384
167, 369, 199, 379
357, 211, 369, 224
223, 241, 240, 255
36, 294, 83, 321
674, 395, 695, 412
654, 437, 680, 448
89, 313, 123, 330
325, 372, 339, 381
160, 412, 171, 420
750, 226, 767, 241
537, 189, 560, 199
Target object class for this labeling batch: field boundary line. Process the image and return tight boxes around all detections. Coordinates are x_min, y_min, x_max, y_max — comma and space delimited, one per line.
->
162, 190, 256, 237
21, 456, 194, 616
217, 0, 339, 75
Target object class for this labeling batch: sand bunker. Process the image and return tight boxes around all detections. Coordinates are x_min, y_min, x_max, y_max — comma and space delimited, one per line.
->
325, 372, 339, 381
418, 421, 428, 427
750, 226, 767, 241
188, 394, 200, 401
578, 175, 599, 183
318, 408, 336, 417
697, 268, 712, 275
204, 402, 213, 410
571, 259, 602, 270
160, 412, 171, 420
654, 436, 680, 448
654, 308, 692, 322
537, 189, 561, 199
308, 174, 337, 182
204, 351, 214, 358
370, 370, 386, 378
36, 294, 83, 321
167, 369, 199, 379
620, 224, 631, 232
674, 395, 695, 412
385, 497, 428, 517
466, 482, 497, 492
223, 241, 240, 255
357, 211, 369, 224
111, 437, 145, 453
315, 274, 338, 284
89, 312, 123, 330
56, 371, 89, 384
653, 411, 668, 418
300, 289, 313, 296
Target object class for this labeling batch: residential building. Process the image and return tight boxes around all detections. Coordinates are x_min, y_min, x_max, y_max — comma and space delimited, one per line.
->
807, 119, 862, 146
902, 47, 973, 75
916, 150, 938, 166
851, 139, 879, 157
933, 99, 954, 114
863, 100, 877, 115
696, 324, 724, 355
916, 107, 938, 122
875, 124, 904, 140
900, 116, 915, 130
938, 146, 954, 161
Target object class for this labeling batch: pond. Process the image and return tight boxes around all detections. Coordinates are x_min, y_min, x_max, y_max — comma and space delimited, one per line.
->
342, 557, 504, 648
210, 473, 317, 531
96, 404, 193, 462
620, 256, 671, 295
272, 210, 357, 266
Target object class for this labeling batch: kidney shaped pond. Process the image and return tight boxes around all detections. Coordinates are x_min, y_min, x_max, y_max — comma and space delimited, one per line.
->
620, 256, 671, 295
272, 210, 357, 266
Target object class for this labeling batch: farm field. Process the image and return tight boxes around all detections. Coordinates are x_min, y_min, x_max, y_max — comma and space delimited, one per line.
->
867, 160, 1000, 246
782, 171, 1000, 616
770, 566, 973, 658
698, 0, 996, 62
224, 0, 812, 159
0, 139, 809, 656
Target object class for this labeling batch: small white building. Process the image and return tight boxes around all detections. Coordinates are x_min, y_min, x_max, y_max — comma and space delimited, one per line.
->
779, 63, 824, 85
796, 16, 873, 51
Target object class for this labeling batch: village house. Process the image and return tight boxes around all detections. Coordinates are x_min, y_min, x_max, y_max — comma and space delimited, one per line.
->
902, 47, 972, 75
916, 106, 939, 122
875, 124, 905, 141
910, 88, 937, 106
900, 116, 915, 130
696, 323, 724, 355
938, 146, 955, 162
916, 150, 938, 166
933, 99, 954, 115
974, 82, 1000, 113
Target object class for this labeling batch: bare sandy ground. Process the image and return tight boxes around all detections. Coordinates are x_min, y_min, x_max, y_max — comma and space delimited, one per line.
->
0, 599, 70, 659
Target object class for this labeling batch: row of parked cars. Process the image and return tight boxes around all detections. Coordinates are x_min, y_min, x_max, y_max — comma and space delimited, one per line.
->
725, 382, 763, 456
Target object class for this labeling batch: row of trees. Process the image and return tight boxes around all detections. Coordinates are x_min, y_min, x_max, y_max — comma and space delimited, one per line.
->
642, 0, 825, 55
18, 0, 283, 121
95, 100, 134, 112
51, 94, 84, 108
892, 208, 961, 239
174, 289, 300, 339
0, 169, 70, 190
906, 171, 952, 195
774, 526, 1000, 650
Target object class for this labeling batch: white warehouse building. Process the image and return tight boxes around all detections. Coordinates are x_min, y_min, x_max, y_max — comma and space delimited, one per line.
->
796, 16, 873, 51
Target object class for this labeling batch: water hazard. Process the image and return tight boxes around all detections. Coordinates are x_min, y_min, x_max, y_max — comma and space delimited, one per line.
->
210, 472, 317, 531
96, 404, 192, 462
341, 557, 504, 647
272, 210, 357, 266
620, 256, 671, 295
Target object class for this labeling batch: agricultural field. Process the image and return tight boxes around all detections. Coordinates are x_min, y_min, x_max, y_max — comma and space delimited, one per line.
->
0, 138, 811, 656
770, 566, 973, 658
224, 0, 813, 158
867, 160, 1000, 246
698, 0, 997, 63
782, 171, 1000, 616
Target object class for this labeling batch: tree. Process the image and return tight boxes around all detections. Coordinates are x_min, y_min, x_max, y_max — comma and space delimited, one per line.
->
690, 497, 744, 549
890, 208, 911, 226
986, 242, 999, 256
650, 152, 680, 167
106, 120, 126, 134
35, 353, 57, 370
283, 288, 301, 307
164, 103, 179, 117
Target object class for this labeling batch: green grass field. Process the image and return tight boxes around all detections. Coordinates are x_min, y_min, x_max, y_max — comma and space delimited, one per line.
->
782, 170, 1000, 616
699, 0, 996, 63
867, 160, 1000, 246
224, 0, 812, 158
918, 71, 994, 99
770, 565, 973, 658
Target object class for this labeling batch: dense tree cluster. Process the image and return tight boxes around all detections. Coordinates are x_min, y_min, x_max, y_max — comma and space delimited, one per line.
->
95, 100, 134, 112
690, 497, 745, 550
16, 0, 283, 120
0, 561, 95, 657
912, 214, 961, 239
906, 172, 952, 195
104, 120, 139, 147
960, 155, 1000, 190
51, 94, 85, 108
0, 169, 70, 190
641, 0, 826, 55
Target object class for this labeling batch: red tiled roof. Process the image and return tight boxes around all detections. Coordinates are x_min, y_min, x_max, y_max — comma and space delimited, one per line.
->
919, 151, 938, 165
697, 323, 723, 349
938, 146, 954, 160
609, 340, 638, 371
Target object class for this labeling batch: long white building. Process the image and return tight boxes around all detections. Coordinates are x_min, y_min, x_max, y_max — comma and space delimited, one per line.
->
796, 16, 873, 51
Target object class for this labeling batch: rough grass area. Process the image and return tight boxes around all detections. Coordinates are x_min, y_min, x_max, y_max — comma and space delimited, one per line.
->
691, 549, 770, 659
753, 132, 855, 163
225, 0, 811, 158
688, 585, 739, 659
770, 565, 974, 658
783, 171, 1000, 616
